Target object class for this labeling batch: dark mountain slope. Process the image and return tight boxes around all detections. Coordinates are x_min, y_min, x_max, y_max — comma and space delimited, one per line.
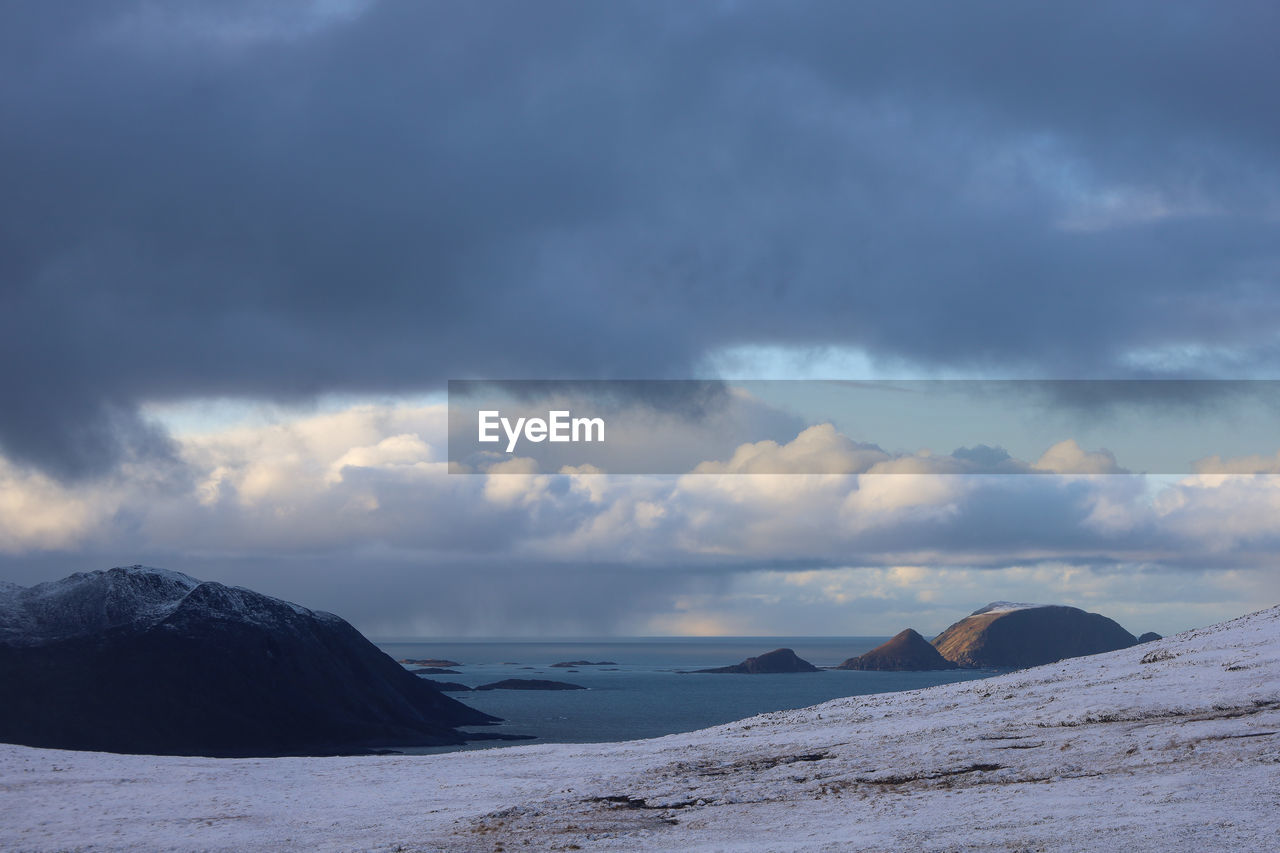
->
932, 602, 1136, 669
837, 629, 958, 671
0, 566, 496, 756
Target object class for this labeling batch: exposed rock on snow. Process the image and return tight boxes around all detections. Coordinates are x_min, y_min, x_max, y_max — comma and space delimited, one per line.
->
0, 566, 497, 756
971, 600, 1042, 615
1, 604, 1278, 851
933, 602, 1137, 668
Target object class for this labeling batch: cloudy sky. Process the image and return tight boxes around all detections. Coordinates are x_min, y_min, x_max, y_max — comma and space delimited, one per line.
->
3, 1, 1279, 637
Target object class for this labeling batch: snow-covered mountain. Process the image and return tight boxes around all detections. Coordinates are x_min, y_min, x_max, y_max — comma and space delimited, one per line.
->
0, 566, 496, 756
1, 601, 1277, 850
970, 600, 1042, 615
0, 565, 322, 646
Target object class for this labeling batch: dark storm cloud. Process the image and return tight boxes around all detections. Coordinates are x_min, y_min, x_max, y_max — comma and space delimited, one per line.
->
452, 380, 733, 420
3, 0, 1280, 476
916, 378, 1280, 419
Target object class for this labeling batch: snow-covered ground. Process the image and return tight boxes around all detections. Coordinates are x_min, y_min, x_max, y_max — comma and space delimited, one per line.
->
3, 606, 1278, 852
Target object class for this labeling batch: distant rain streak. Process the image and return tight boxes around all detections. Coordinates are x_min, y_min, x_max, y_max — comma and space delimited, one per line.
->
478, 410, 605, 452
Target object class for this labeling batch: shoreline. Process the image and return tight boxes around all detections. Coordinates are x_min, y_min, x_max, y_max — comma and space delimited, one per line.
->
3, 605, 1276, 851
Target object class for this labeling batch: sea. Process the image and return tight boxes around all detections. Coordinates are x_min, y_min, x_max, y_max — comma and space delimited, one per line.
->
374, 637, 998, 753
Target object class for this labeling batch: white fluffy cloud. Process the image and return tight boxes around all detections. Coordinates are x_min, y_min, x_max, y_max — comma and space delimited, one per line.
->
0, 459, 116, 552
2, 402, 1279, 635
692, 423, 889, 474
1034, 439, 1126, 475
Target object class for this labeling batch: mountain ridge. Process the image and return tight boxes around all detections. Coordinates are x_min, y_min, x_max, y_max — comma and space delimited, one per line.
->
0, 566, 499, 756
932, 602, 1137, 668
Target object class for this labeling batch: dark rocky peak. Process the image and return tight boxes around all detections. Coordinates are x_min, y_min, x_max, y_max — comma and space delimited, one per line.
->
837, 628, 958, 671
693, 647, 820, 674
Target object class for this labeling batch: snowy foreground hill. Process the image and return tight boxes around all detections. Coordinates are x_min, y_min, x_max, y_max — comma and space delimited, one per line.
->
3, 607, 1279, 852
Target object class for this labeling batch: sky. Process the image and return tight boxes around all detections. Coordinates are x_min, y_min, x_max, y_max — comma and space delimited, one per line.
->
2, 1, 1280, 638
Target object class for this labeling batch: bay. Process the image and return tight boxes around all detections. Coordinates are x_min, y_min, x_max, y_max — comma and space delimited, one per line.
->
374, 637, 997, 752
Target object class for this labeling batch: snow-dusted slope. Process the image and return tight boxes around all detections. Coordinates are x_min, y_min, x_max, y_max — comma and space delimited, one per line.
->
0, 565, 333, 646
970, 600, 1042, 615
0, 565, 198, 645
2, 605, 1278, 851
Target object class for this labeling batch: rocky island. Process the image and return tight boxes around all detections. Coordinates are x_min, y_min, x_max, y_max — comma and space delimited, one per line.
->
475, 679, 585, 691
931, 601, 1137, 668
837, 628, 958, 671
692, 647, 820, 674
398, 658, 462, 667
550, 660, 617, 667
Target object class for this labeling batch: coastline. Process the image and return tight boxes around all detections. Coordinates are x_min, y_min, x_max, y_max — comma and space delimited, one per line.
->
3, 605, 1276, 851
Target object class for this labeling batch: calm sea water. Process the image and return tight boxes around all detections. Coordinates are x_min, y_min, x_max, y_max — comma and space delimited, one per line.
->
374, 637, 997, 753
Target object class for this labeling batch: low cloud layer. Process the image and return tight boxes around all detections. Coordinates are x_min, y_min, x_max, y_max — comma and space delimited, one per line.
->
2, 401, 1278, 635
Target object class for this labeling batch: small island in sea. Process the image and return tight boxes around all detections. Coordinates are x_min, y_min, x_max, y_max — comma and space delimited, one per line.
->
551, 660, 618, 667
398, 658, 463, 668
690, 647, 820, 674
475, 679, 586, 691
